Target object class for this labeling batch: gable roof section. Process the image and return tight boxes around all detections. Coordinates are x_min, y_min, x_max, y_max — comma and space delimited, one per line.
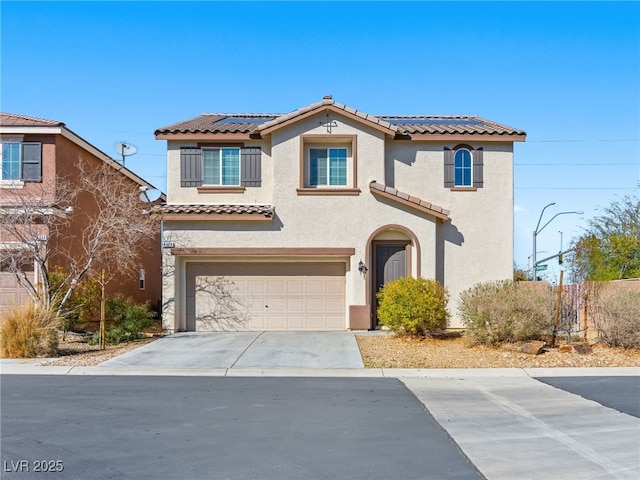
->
155, 96, 525, 141
256, 95, 398, 136
369, 181, 450, 221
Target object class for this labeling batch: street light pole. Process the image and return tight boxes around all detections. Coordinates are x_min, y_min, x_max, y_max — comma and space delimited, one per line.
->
532, 202, 555, 280
532, 204, 583, 280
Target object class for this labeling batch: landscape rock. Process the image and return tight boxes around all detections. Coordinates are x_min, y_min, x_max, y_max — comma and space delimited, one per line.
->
558, 344, 593, 355
521, 341, 546, 355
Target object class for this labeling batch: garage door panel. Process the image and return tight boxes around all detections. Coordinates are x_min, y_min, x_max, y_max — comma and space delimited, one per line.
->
188, 263, 346, 331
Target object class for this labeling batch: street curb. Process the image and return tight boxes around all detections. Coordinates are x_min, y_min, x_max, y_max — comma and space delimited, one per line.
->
1, 365, 638, 377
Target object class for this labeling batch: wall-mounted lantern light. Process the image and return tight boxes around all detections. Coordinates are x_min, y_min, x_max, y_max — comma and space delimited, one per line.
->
358, 260, 368, 275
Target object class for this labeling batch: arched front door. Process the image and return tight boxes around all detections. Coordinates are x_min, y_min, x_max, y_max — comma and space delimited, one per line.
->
371, 240, 410, 329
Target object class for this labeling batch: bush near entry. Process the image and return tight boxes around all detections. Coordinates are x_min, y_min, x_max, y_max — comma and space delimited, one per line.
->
459, 280, 554, 346
377, 277, 449, 337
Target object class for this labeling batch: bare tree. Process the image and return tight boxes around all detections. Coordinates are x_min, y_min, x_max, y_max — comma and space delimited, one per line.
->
0, 159, 158, 347
0, 178, 74, 309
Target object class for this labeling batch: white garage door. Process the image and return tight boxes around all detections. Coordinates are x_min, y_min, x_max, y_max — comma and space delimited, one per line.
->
0, 272, 31, 313
186, 262, 346, 331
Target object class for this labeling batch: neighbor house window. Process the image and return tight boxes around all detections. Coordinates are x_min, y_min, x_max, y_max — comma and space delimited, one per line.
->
202, 147, 240, 186
309, 147, 347, 186
454, 148, 472, 187
1, 141, 42, 182
1, 143, 20, 180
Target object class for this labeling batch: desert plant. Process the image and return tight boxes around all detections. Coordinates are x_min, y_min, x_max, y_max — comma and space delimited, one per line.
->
48, 266, 101, 337
88, 295, 154, 345
591, 288, 640, 348
0, 302, 59, 358
460, 280, 555, 346
377, 277, 449, 337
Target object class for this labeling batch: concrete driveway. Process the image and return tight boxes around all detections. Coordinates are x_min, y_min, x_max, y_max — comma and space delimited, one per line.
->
99, 331, 365, 369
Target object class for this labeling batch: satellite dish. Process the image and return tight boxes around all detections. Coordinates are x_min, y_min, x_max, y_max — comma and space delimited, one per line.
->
114, 141, 138, 166
139, 188, 161, 203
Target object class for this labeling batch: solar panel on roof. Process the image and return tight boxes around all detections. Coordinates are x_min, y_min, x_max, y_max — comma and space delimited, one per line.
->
383, 118, 482, 126
216, 116, 277, 124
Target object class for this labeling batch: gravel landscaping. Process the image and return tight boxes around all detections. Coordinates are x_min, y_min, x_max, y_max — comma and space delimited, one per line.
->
39, 331, 640, 369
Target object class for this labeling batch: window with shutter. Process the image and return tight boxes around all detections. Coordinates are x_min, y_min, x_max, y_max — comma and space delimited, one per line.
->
445, 145, 483, 190
1, 141, 42, 183
180, 146, 262, 189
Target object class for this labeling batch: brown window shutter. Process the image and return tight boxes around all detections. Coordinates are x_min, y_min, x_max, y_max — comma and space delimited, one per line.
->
473, 148, 484, 188
240, 146, 261, 187
444, 147, 454, 188
180, 147, 203, 187
21, 142, 42, 182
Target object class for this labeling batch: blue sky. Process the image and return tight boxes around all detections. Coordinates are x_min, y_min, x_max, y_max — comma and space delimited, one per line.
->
2, 1, 639, 279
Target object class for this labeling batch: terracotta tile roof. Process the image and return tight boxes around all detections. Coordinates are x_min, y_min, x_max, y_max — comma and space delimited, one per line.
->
151, 204, 274, 218
369, 181, 450, 221
379, 116, 525, 136
155, 114, 278, 135
1, 112, 64, 127
155, 96, 525, 138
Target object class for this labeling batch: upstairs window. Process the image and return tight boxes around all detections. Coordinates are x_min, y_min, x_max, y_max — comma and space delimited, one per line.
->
309, 147, 347, 186
180, 146, 261, 189
1, 142, 42, 183
2, 143, 20, 180
203, 147, 240, 186
444, 145, 483, 189
454, 148, 472, 186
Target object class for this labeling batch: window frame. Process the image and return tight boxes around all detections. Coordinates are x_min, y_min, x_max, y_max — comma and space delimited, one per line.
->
297, 134, 360, 196
454, 148, 473, 187
1, 142, 21, 182
201, 146, 241, 186
1, 140, 42, 186
308, 147, 348, 187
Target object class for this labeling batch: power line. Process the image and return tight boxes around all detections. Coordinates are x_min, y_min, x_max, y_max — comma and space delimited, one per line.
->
515, 162, 636, 166
516, 187, 638, 190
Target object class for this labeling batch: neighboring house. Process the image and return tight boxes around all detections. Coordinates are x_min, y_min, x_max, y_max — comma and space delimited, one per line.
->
0, 113, 163, 314
154, 96, 526, 332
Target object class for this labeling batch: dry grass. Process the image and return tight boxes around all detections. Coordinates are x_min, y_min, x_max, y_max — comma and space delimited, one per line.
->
356, 333, 640, 369
0, 303, 59, 358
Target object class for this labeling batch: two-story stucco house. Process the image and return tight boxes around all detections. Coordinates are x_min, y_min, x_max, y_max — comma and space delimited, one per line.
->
0, 113, 163, 315
154, 96, 526, 332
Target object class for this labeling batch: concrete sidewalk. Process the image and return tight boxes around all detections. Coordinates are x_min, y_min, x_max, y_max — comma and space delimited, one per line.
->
403, 375, 640, 480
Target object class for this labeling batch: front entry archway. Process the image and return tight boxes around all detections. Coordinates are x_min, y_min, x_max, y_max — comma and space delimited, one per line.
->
366, 225, 421, 329
371, 241, 409, 329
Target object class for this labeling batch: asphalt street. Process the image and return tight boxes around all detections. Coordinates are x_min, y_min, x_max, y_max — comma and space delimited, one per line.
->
1, 375, 483, 480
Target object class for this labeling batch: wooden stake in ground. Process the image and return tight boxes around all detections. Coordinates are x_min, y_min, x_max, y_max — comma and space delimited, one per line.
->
552, 269, 564, 347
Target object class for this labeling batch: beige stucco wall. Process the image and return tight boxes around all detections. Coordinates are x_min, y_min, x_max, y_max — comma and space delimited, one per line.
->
161, 111, 515, 331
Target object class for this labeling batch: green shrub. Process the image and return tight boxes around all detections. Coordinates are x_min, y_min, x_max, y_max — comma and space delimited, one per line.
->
0, 302, 59, 358
88, 295, 154, 346
48, 266, 101, 335
377, 277, 449, 337
592, 289, 640, 348
460, 280, 554, 346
